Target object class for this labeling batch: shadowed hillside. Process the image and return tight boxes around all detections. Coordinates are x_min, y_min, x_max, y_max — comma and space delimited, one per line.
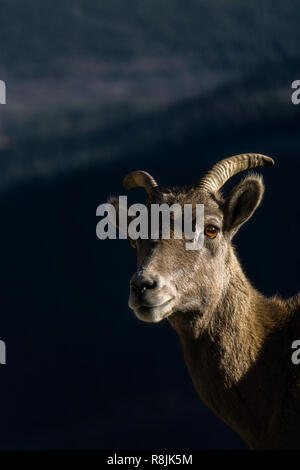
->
0, 81, 299, 448
0, 0, 299, 450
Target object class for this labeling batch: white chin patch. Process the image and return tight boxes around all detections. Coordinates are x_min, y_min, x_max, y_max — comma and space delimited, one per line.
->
133, 302, 174, 323
134, 309, 162, 323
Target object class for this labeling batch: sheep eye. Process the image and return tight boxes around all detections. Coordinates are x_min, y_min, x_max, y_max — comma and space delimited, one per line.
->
204, 225, 218, 239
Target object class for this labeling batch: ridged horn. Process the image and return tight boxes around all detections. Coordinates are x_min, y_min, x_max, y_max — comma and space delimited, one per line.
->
197, 153, 274, 193
123, 170, 159, 196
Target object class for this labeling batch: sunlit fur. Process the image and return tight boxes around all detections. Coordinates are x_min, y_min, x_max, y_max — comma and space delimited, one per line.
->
110, 172, 300, 449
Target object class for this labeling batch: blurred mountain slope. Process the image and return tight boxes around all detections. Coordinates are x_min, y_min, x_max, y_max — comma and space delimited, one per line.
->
2, 0, 300, 74
1, 0, 300, 127
0, 0, 299, 450
1, 59, 299, 189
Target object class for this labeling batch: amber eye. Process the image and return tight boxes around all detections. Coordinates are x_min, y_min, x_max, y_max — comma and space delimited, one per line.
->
204, 225, 218, 239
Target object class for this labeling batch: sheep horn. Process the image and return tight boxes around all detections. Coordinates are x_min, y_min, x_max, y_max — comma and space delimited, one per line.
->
197, 153, 274, 194
123, 170, 159, 196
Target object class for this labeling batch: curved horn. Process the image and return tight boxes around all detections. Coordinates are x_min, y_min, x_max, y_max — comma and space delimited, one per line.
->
123, 170, 159, 196
197, 153, 274, 194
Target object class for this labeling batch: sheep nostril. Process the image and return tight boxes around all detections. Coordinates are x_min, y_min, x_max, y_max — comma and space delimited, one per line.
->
131, 277, 158, 295
131, 282, 139, 293
146, 279, 157, 290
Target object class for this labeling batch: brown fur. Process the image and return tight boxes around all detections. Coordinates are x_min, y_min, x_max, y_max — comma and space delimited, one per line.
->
110, 172, 300, 449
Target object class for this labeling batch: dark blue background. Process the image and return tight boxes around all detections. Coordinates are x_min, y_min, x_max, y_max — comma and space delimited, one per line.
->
0, 0, 299, 449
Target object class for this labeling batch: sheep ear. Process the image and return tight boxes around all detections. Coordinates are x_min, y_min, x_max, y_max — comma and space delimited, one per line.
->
106, 196, 136, 238
105, 196, 127, 237
223, 175, 265, 237
107, 196, 121, 230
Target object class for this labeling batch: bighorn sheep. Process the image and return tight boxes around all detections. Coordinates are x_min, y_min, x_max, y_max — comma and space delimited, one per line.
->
109, 153, 300, 449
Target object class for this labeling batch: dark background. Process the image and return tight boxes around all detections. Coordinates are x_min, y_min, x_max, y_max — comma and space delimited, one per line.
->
0, 0, 299, 449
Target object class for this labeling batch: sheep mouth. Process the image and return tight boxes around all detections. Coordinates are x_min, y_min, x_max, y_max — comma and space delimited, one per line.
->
132, 297, 175, 323
140, 297, 174, 309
